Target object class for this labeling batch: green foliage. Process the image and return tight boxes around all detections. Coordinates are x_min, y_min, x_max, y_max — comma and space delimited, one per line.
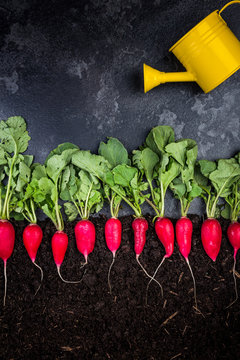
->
0, 116, 31, 220
1, 118, 240, 223
166, 139, 202, 216
22, 144, 80, 230
133, 126, 180, 217
72, 150, 111, 180
196, 157, 240, 218
221, 154, 240, 221
98, 137, 130, 167
60, 164, 104, 221
145, 126, 175, 157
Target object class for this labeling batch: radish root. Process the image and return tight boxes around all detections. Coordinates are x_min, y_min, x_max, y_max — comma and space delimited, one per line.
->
108, 254, 115, 295
146, 256, 165, 305
186, 258, 198, 311
57, 265, 86, 284
136, 255, 163, 298
226, 256, 238, 309
3, 260, 7, 307
33, 261, 44, 297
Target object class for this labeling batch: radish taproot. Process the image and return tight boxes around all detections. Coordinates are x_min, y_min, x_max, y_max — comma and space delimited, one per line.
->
132, 217, 162, 290
51, 231, 82, 283
150, 217, 174, 279
201, 218, 222, 261
0, 220, 15, 306
16, 161, 45, 294
176, 217, 198, 309
105, 217, 121, 294
226, 222, 240, 307
75, 219, 96, 264
23, 223, 43, 294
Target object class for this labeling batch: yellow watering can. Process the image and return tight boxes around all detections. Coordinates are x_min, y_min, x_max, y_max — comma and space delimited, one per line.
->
144, 1, 240, 93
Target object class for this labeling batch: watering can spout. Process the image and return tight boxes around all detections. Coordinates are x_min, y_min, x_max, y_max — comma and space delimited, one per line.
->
143, 64, 196, 93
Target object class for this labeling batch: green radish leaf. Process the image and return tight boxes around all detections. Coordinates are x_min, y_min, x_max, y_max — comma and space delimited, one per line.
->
72, 150, 111, 181
221, 203, 231, 219
209, 158, 240, 196
64, 202, 79, 222
45, 142, 79, 164
170, 177, 186, 199
146, 126, 175, 156
23, 155, 34, 168
198, 160, 217, 178
0, 116, 30, 153
32, 164, 47, 180
166, 139, 196, 167
46, 148, 78, 183
112, 164, 137, 187
132, 148, 159, 183
188, 182, 202, 199
160, 159, 181, 195
98, 137, 130, 167
15, 161, 31, 192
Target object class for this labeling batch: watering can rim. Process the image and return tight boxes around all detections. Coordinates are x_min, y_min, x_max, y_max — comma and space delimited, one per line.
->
169, 10, 224, 52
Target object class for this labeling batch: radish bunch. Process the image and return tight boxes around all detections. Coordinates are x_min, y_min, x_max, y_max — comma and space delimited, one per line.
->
167, 139, 202, 310
133, 129, 203, 309
0, 117, 31, 305
222, 175, 240, 307
28, 144, 84, 283
98, 138, 128, 293
196, 158, 240, 262
2, 117, 240, 311
133, 126, 180, 301
61, 156, 104, 273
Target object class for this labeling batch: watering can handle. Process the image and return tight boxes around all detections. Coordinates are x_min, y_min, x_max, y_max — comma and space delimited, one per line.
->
219, 1, 240, 15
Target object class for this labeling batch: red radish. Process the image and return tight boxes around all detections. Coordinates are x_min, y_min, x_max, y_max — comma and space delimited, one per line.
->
0, 220, 15, 306
132, 217, 148, 256
52, 231, 82, 283
23, 224, 43, 262
227, 222, 240, 258
75, 219, 95, 264
176, 217, 192, 258
105, 218, 121, 255
201, 218, 222, 261
155, 217, 174, 257
226, 221, 240, 307
105, 217, 122, 294
23, 223, 43, 295
146, 217, 174, 301
176, 217, 198, 310
132, 218, 162, 292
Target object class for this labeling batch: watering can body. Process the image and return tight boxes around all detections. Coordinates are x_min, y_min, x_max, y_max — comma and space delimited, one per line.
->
144, 1, 240, 93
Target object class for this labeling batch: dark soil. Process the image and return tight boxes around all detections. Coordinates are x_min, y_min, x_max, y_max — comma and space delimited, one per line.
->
0, 215, 240, 360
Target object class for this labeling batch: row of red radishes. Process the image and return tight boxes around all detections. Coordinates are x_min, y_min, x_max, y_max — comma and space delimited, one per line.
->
1, 213, 239, 310
0, 119, 240, 310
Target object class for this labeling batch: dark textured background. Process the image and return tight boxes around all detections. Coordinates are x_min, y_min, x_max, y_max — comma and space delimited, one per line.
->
0, 0, 240, 215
